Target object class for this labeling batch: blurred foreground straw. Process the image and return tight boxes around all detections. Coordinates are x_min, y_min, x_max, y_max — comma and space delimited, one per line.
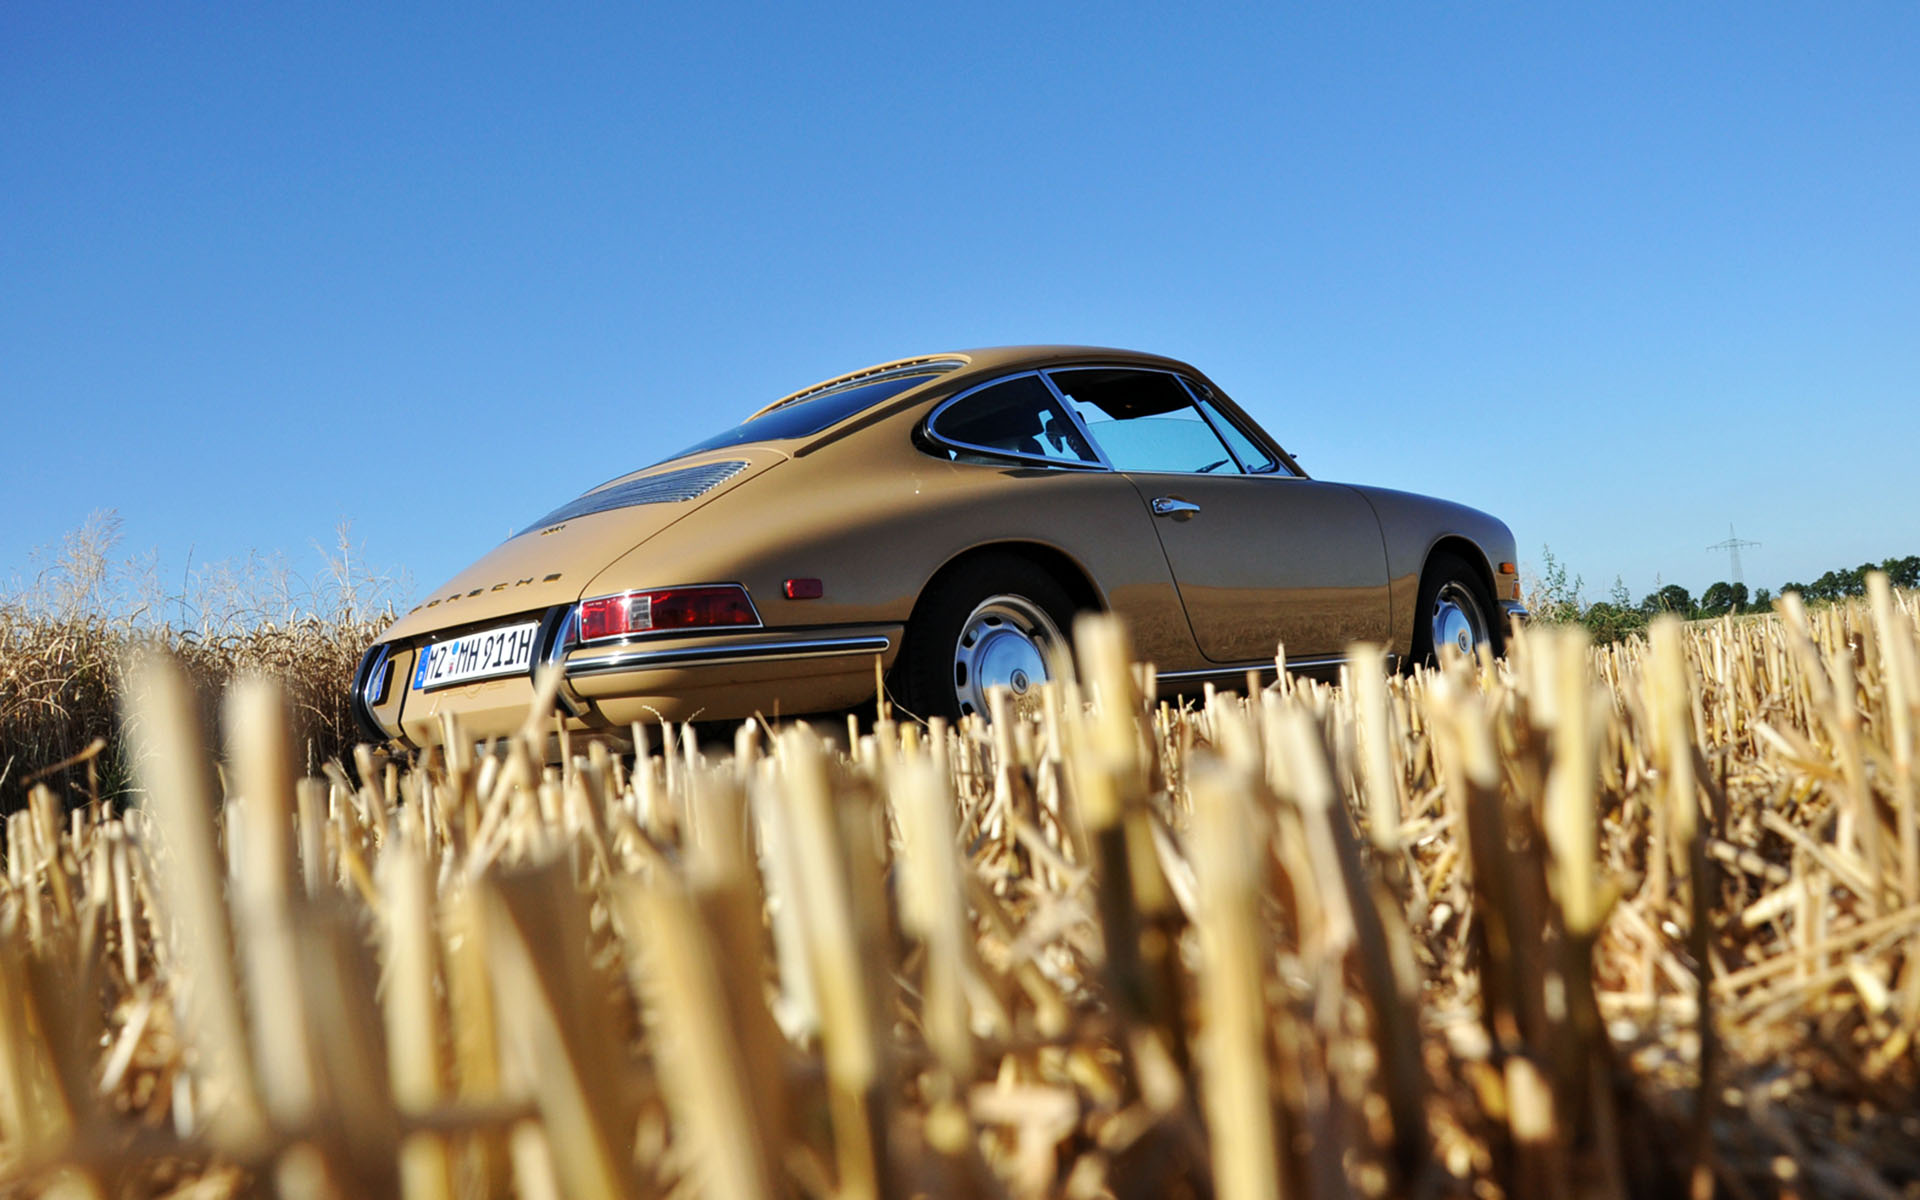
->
1, 582, 1919, 1197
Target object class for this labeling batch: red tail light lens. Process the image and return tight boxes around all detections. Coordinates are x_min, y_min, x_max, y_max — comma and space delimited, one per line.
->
577, 585, 759, 642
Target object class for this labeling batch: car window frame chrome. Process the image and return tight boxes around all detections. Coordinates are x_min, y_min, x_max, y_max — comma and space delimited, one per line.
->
920, 361, 1305, 480
1032, 371, 1114, 469
1175, 375, 1280, 475
1174, 372, 1302, 478
922, 370, 1114, 471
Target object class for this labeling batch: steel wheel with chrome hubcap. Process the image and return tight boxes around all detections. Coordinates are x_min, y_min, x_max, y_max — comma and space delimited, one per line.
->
1410, 551, 1501, 668
1429, 579, 1489, 661
898, 552, 1079, 723
952, 594, 1065, 719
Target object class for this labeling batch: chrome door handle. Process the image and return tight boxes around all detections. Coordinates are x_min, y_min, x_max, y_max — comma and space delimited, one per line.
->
1152, 496, 1201, 518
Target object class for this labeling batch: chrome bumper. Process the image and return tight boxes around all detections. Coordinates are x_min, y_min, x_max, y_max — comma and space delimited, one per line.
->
1500, 600, 1530, 625
371, 620, 902, 749
557, 623, 902, 726
563, 631, 893, 678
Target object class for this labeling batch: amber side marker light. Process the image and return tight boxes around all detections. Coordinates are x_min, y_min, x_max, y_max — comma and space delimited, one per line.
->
1498, 561, 1517, 575
784, 578, 824, 600
577, 585, 759, 642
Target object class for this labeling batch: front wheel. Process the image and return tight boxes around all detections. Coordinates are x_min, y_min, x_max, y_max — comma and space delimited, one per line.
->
897, 554, 1076, 722
1410, 552, 1499, 667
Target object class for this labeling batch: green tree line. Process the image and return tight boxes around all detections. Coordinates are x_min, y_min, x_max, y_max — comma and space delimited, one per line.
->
1529, 549, 1920, 644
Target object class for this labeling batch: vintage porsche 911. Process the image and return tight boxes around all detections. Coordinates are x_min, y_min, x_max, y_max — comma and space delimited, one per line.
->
352, 346, 1525, 747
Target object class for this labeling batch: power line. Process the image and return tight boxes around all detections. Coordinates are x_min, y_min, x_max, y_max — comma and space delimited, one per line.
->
1706, 523, 1762, 589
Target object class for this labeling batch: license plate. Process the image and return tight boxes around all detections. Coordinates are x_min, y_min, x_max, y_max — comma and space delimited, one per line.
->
412, 621, 541, 691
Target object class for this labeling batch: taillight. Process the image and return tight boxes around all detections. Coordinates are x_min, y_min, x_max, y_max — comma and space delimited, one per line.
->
576, 584, 759, 642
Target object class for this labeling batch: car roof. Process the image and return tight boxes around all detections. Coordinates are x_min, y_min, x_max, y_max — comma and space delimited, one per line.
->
752, 345, 1200, 418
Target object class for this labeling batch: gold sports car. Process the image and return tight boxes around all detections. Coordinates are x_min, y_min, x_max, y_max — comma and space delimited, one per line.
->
352, 346, 1525, 747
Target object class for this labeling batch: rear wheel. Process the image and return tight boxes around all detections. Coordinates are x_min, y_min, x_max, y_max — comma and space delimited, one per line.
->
1410, 552, 1498, 667
898, 554, 1076, 721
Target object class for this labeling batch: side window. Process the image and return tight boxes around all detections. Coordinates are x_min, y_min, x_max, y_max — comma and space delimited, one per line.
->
1047, 368, 1240, 474
927, 374, 1098, 465
1181, 378, 1281, 474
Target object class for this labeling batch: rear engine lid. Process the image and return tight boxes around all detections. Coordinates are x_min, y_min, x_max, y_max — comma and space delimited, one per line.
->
382, 449, 786, 642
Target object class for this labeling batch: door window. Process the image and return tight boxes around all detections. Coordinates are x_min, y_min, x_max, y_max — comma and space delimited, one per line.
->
1047, 368, 1240, 474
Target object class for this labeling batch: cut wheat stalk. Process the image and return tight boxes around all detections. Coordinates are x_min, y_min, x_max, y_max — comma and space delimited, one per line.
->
0, 585, 1917, 1196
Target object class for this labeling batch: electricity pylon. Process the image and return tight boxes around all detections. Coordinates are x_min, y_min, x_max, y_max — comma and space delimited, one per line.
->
1707, 523, 1761, 589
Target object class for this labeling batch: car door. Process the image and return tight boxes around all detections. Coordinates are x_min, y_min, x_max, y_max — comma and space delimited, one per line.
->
1045, 367, 1392, 664
919, 370, 1209, 670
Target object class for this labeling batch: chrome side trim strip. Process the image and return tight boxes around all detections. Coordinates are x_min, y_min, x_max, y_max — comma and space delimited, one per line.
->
1157, 654, 1349, 682
565, 635, 892, 678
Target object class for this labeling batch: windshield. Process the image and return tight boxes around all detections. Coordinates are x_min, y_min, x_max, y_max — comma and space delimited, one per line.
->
660, 370, 948, 463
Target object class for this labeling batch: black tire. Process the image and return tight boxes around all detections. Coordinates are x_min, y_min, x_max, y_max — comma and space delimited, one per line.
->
895, 553, 1078, 722
1409, 551, 1501, 668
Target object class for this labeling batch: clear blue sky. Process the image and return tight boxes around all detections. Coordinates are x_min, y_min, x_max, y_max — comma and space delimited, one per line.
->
5, 4, 1916, 613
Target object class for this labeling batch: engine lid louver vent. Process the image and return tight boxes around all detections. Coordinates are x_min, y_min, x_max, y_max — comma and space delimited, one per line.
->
523, 459, 749, 532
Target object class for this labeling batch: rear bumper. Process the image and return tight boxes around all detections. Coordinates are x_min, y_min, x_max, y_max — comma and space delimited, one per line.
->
564, 632, 892, 678
362, 621, 902, 750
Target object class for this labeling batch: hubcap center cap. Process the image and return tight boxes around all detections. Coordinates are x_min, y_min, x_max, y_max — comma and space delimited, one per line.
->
1431, 583, 1488, 662
953, 594, 1064, 718
975, 628, 1045, 694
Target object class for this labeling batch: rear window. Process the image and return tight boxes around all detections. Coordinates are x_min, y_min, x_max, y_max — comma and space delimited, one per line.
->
660, 370, 947, 462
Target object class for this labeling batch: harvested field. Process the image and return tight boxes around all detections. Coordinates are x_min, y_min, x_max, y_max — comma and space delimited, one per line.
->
2, 580, 1919, 1199
1, 516, 398, 804
0, 609, 383, 805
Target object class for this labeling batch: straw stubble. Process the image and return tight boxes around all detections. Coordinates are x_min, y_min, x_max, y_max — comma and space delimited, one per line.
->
0, 583, 1917, 1197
